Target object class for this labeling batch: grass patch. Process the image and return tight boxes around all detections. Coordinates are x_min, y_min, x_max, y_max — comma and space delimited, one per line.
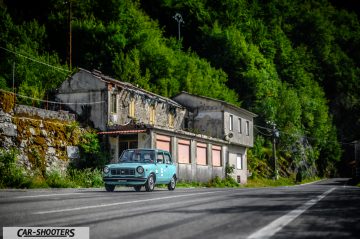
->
175, 175, 323, 189
244, 176, 323, 188
299, 176, 323, 184
245, 177, 296, 187
176, 176, 240, 188
176, 180, 207, 188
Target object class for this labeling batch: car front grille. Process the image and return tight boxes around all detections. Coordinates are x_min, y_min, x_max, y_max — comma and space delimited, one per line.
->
111, 168, 135, 176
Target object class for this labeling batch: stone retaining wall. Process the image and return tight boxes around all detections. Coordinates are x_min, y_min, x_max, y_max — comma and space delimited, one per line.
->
0, 92, 81, 174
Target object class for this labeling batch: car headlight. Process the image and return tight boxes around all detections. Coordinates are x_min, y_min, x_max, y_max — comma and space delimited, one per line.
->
136, 166, 144, 174
103, 166, 110, 174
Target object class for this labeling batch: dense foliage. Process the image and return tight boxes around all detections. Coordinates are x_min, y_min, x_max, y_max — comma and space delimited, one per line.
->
1, 0, 359, 178
0, 147, 103, 189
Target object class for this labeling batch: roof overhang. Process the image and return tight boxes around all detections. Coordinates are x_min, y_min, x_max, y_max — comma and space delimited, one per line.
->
97, 129, 147, 135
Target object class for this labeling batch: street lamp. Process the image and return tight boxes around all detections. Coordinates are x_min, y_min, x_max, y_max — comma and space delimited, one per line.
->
173, 13, 184, 42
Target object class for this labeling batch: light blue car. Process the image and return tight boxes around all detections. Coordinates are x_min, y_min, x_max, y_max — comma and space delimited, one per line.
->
103, 149, 177, 192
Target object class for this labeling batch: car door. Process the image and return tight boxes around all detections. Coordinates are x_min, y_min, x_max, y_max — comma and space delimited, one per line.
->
164, 152, 175, 182
155, 152, 167, 183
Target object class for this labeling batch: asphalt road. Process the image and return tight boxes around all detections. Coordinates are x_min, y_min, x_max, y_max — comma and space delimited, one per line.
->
1, 178, 359, 239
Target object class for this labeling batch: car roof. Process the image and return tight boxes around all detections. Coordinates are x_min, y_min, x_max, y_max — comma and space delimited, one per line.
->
126, 148, 170, 153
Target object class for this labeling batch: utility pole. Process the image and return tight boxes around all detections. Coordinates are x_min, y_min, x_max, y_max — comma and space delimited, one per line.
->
12, 62, 15, 103
173, 13, 184, 42
268, 121, 279, 180
272, 123, 278, 180
67, 0, 72, 71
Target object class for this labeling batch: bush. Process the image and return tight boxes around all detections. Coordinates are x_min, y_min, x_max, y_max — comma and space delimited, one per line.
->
0, 148, 31, 188
66, 168, 103, 188
206, 176, 239, 188
46, 170, 75, 188
28, 173, 49, 188
0, 147, 104, 188
73, 132, 110, 169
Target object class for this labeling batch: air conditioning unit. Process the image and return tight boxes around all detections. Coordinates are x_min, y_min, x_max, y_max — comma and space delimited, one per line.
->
110, 114, 118, 124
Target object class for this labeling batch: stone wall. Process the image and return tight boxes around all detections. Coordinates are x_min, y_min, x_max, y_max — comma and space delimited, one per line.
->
0, 92, 81, 174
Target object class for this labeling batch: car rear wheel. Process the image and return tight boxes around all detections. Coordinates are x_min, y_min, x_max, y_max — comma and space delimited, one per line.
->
168, 176, 176, 191
105, 184, 115, 192
134, 185, 142, 192
145, 174, 155, 192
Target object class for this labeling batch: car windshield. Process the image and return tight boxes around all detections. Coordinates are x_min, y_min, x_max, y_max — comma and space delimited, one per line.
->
118, 149, 155, 163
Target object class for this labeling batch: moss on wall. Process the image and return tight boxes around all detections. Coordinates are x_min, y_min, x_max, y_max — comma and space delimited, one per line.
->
1, 94, 94, 174
12, 117, 41, 142
28, 145, 46, 175
0, 92, 15, 113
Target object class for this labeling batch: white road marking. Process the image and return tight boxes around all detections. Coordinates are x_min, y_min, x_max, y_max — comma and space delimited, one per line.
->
247, 187, 336, 239
14, 192, 85, 199
33, 191, 220, 215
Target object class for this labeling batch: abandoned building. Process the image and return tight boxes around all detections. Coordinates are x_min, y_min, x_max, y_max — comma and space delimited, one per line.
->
56, 68, 257, 183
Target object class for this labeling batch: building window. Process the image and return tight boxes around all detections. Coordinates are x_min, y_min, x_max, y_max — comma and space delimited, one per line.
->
110, 94, 117, 113
156, 134, 171, 152
168, 113, 174, 128
178, 139, 190, 164
238, 118, 242, 134
150, 105, 156, 125
236, 154, 243, 170
196, 142, 207, 165
212, 145, 222, 167
246, 121, 250, 136
229, 115, 233, 131
129, 99, 135, 118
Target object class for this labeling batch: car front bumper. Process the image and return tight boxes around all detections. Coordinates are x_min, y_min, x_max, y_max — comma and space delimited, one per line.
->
103, 176, 147, 185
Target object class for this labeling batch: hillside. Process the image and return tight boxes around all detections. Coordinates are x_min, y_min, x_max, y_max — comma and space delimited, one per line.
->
1, 0, 359, 178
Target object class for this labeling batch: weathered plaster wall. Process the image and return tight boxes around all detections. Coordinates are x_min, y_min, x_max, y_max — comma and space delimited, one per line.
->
224, 110, 254, 147
56, 70, 108, 130
111, 88, 186, 130
193, 108, 223, 138
0, 92, 82, 174
173, 92, 256, 148
228, 145, 248, 184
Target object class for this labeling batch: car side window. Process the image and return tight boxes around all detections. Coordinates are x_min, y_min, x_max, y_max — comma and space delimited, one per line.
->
157, 152, 164, 164
143, 153, 154, 163
164, 153, 172, 164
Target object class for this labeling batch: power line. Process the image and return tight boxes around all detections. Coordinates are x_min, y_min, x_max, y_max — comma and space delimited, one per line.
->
0, 46, 70, 74
254, 126, 272, 137
254, 124, 272, 131
254, 124, 355, 146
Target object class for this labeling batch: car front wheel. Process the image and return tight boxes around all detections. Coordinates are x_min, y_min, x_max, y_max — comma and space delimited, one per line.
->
105, 184, 115, 192
168, 176, 176, 191
145, 174, 155, 192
